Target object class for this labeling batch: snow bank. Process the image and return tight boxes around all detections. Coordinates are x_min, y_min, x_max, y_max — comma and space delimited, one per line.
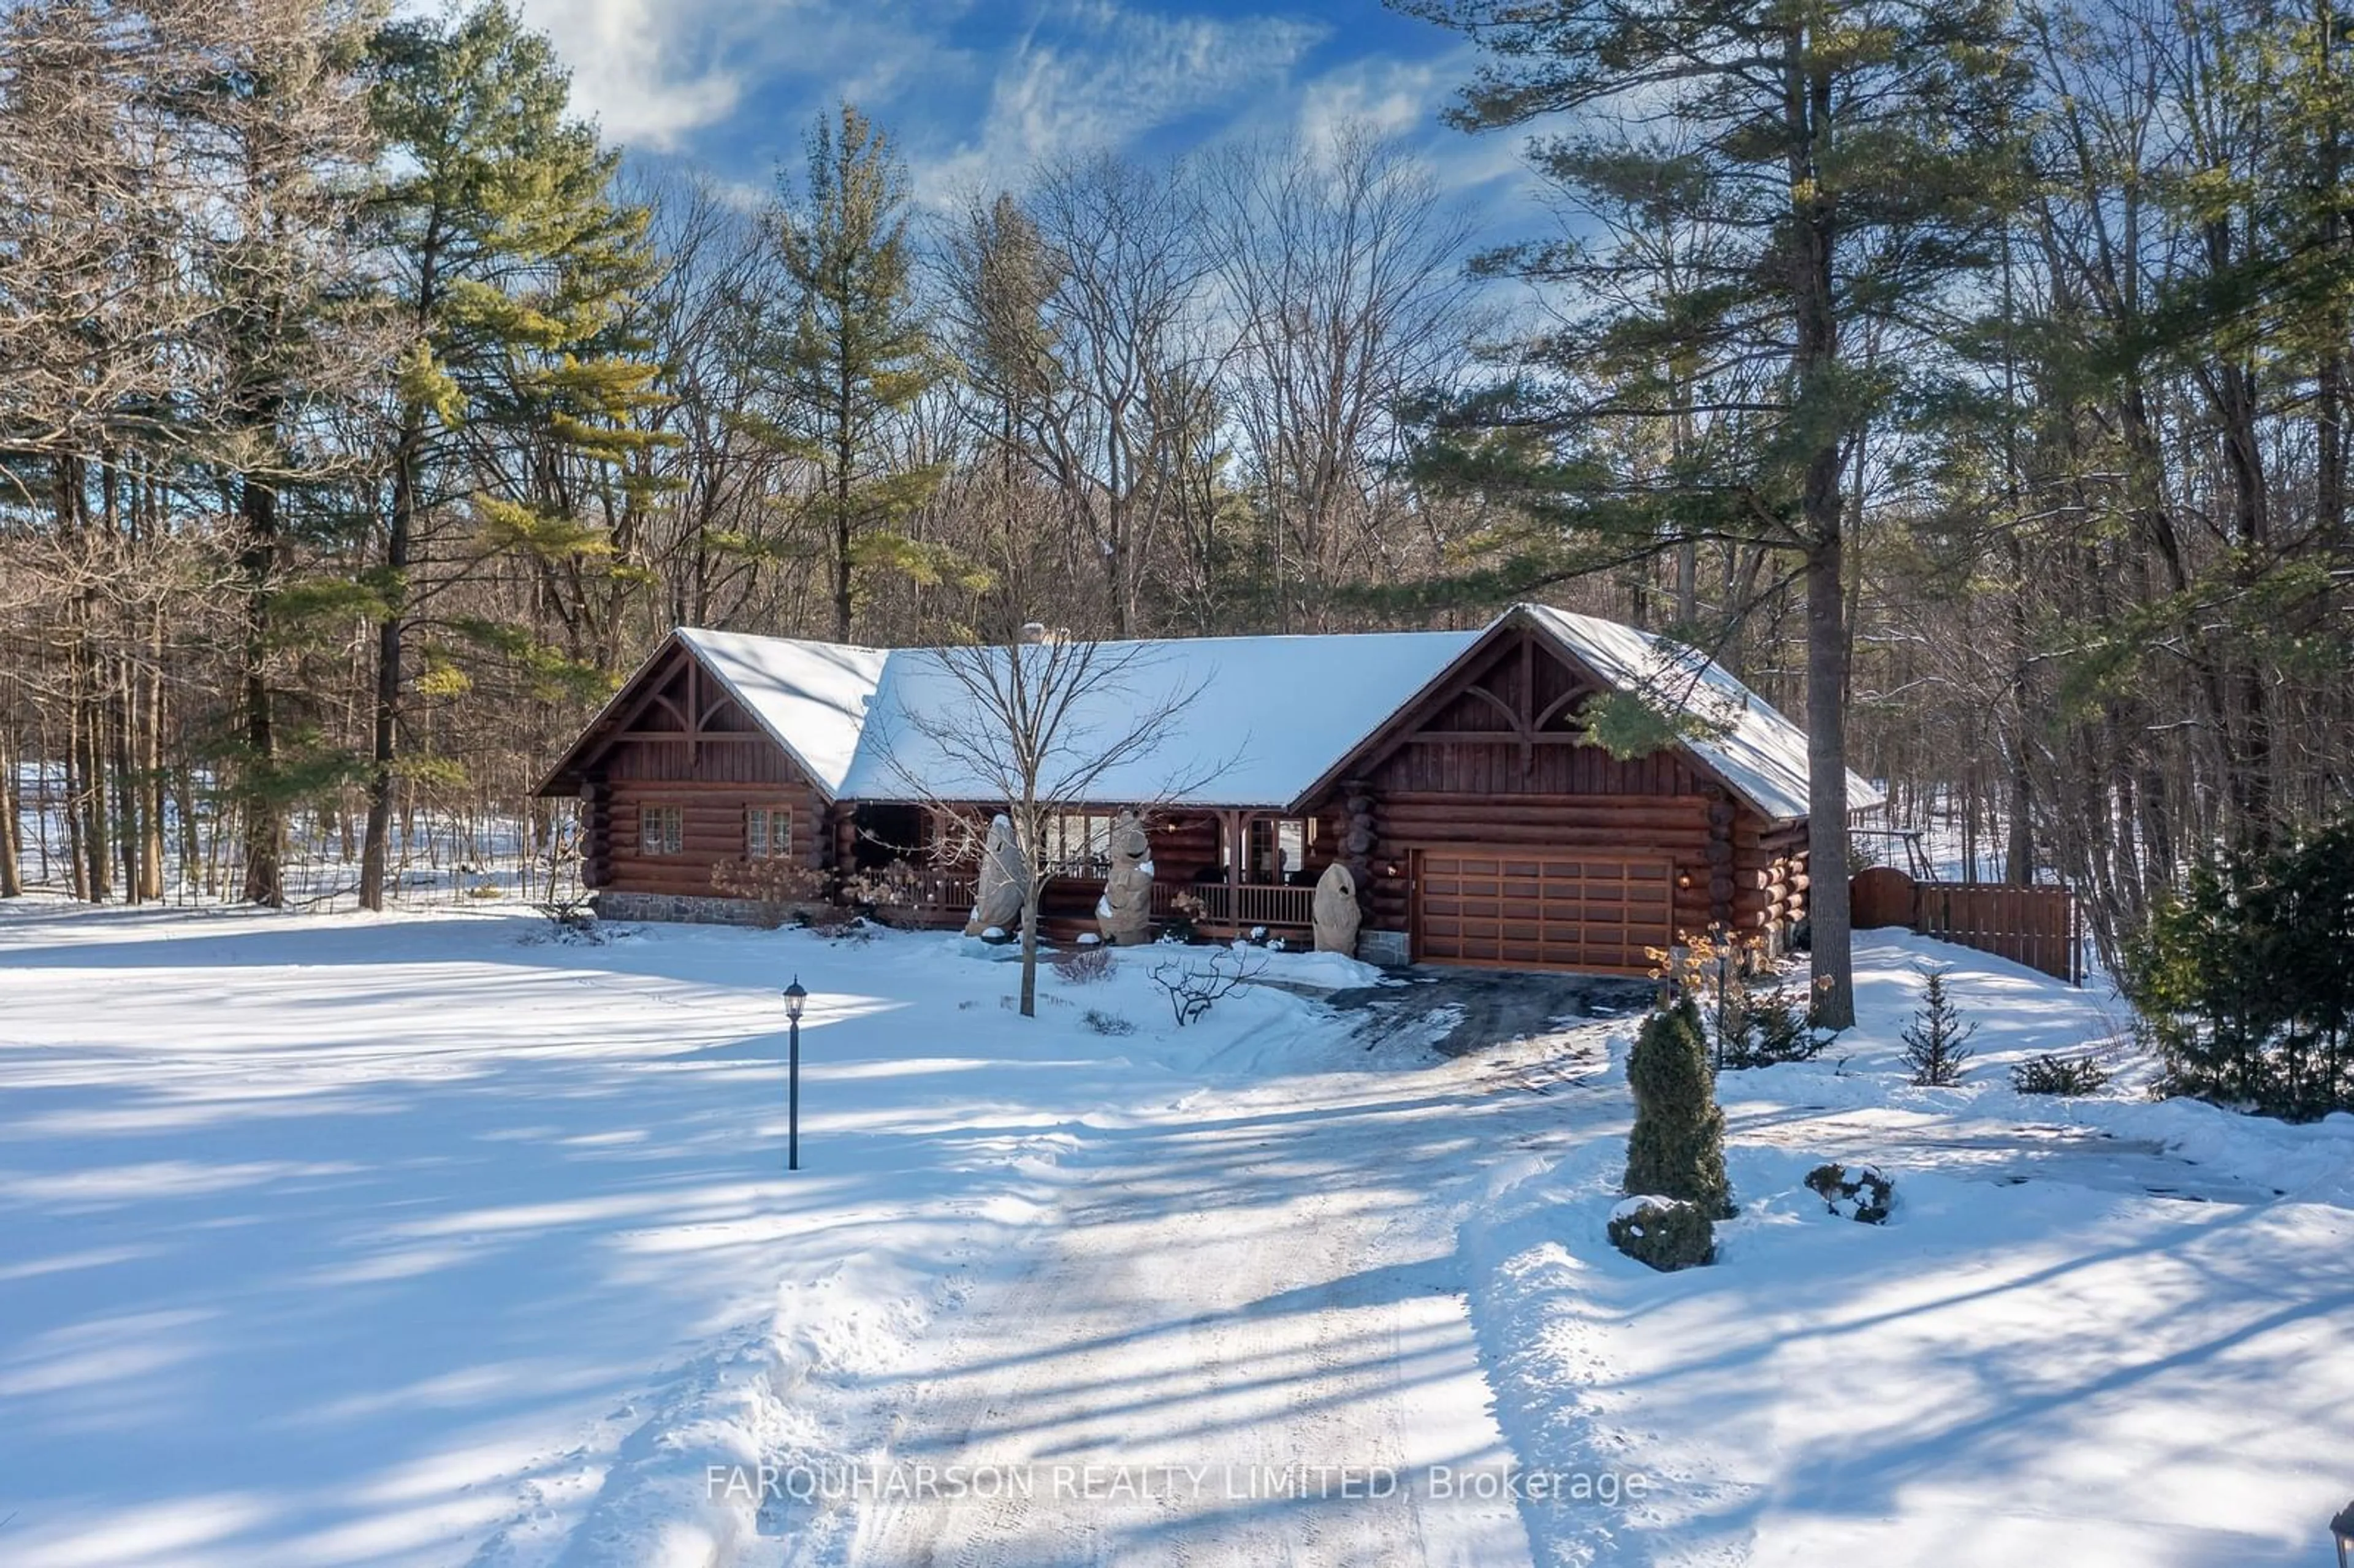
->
1461, 932, 2354, 1566
1721, 934, 2354, 1206
1236, 943, 1388, 991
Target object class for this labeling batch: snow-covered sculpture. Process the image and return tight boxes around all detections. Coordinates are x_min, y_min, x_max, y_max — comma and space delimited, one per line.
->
966, 814, 1026, 937
1312, 861, 1361, 956
1095, 810, 1154, 946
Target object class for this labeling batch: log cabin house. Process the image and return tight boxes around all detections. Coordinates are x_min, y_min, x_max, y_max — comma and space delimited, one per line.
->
534, 604, 1882, 974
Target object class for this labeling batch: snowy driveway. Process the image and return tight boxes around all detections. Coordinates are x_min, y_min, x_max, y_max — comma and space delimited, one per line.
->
848, 1066, 1550, 1566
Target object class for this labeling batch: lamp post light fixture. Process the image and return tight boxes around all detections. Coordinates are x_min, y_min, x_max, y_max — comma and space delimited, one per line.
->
2333, 1499, 2354, 1568
783, 977, 807, 1172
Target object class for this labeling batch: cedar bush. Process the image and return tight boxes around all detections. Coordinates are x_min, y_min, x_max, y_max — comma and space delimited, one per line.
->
1720, 982, 1830, 1069
1625, 997, 1734, 1218
2127, 817, 2354, 1121
1608, 1197, 1716, 1271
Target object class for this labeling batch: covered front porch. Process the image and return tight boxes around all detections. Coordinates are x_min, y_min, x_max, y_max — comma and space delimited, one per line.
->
844, 804, 1332, 943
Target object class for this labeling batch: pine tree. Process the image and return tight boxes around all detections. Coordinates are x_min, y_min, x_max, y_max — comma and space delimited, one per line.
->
756, 103, 939, 644
1395, 0, 2032, 1027
1625, 997, 1734, 1217
2128, 818, 2354, 1117
358, 0, 661, 910
176, 0, 385, 907
1901, 965, 1977, 1086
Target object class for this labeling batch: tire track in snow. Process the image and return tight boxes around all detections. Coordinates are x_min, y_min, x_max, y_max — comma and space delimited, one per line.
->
846, 1062, 1547, 1566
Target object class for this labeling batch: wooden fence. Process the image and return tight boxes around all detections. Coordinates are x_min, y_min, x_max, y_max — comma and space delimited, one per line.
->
1849, 866, 2084, 985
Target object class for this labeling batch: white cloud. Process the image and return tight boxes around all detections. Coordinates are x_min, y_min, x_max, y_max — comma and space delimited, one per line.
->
517, 0, 981, 156
1286, 43, 1526, 198
1293, 53, 1442, 150
507, 0, 1520, 219
518, 0, 749, 151
918, 0, 1330, 196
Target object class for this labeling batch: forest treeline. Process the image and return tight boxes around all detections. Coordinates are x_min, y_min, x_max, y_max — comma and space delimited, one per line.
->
2, 0, 2347, 978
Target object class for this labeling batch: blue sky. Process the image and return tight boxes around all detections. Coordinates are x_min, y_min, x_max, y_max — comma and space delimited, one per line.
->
514, 0, 1527, 211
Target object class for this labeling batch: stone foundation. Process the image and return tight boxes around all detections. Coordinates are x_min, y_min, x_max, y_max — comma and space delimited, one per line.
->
1357, 929, 1411, 967
595, 890, 781, 927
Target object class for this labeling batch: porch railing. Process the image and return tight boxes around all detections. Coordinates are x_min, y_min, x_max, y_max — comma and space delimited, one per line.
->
865, 867, 1317, 934
861, 869, 975, 915
1153, 880, 1317, 931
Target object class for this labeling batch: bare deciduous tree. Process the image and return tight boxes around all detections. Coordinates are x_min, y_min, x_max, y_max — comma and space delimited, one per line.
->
874, 620, 1222, 1016
1205, 125, 1477, 630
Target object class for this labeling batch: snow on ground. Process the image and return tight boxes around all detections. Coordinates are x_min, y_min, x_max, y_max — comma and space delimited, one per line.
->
1469, 932, 2354, 1567
0, 902, 1588, 1567
4, 904, 2348, 1567
0, 902, 1394, 1566
1233, 943, 1392, 992
847, 1059, 1534, 1566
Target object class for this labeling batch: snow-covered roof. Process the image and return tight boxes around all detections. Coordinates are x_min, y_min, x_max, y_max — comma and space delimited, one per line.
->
568, 605, 1871, 822
1522, 604, 1886, 820
674, 628, 889, 797
833, 630, 1482, 808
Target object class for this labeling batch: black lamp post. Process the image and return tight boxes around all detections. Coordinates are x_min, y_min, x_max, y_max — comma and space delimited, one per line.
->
783, 976, 807, 1171
2333, 1500, 2354, 1568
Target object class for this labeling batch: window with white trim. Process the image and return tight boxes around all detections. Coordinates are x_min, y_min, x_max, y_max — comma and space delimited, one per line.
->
745, 805, 791, 859
639, 805, 682, 856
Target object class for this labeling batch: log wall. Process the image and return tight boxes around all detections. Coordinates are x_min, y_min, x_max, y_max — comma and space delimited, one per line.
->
1324, 626, 1811, 953
603, 774, 825, 899
560, 623, 1821, 957
1334, 790, 1805, 949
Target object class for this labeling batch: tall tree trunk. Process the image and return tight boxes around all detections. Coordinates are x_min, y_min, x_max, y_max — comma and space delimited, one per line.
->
239, 466, 284, 905
1791, 38, 1854, 1029
2003, 533, 2036, 885
2316, 0, 2348, 555
1805, 531, 1856, 1027
0, 718, 21, 898
834, 359, 855, 643
177, 765, 202, 904
361, 419, 421, 911
111, 653, 139, 902
77, 634, 111, 903
140, 608, 165, 900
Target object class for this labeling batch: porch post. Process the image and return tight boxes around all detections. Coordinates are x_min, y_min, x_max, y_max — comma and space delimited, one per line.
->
1224, 809, 1244, 929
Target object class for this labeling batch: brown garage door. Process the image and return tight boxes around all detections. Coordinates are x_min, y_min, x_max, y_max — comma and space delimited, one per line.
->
1414, 850, 1674, 973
